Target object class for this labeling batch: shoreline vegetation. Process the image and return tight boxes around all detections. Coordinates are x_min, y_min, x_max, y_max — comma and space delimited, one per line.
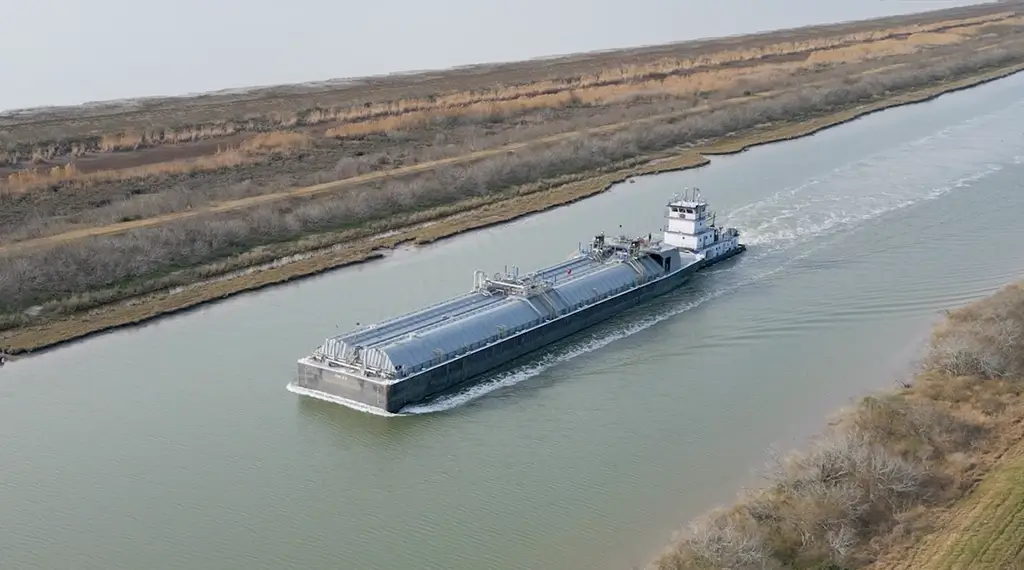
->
649, 282, 1024, 570
3, 3, 1024, 356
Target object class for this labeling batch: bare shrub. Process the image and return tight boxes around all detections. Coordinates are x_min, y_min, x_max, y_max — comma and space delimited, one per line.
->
4, 130, 311, 192
926, 317, 1024, 378
832, 394, 983, 461
923, 283, 1024, 378
758, 432, 930, 566
333, 156, 378, 178
777, 432, 929, 507
683, 509, 775, 570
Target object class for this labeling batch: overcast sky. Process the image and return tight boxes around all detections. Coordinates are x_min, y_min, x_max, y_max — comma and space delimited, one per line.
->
0, 0, 991, 111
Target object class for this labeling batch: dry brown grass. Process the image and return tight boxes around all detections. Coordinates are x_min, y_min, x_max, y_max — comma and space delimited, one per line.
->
322, 66, 784, 139
869, 450, 1024, 570
1, 9, 1012, 176
151, 11, 1007, 132
3, 131, 311, 192
96, 123, 245, 151
321, 18, 990, 140
1, 13, 1004, 194
650, 283, 1024, 570
986, 14, 1024, 28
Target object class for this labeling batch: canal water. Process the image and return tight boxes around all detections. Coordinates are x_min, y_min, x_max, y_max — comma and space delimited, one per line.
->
2, 73, 1023, 570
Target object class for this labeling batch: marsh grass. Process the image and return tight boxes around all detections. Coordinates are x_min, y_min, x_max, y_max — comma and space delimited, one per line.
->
1, 10, 1008, 182
2, 44, 1023, 323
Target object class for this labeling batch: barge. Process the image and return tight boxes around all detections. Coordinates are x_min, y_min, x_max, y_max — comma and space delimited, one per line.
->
293, 189, 746, 414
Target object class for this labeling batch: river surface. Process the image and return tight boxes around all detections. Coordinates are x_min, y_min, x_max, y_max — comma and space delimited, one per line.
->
2, 74, 1024, 570
1, 0, 994, 111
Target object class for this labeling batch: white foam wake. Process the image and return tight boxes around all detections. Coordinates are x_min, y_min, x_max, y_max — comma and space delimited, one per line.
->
732, 164, 1006, 251
286, 382, 410, 417
725, 105, 1024, 250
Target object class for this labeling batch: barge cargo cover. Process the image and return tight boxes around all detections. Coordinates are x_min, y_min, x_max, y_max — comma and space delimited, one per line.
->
293, 189, 745, 414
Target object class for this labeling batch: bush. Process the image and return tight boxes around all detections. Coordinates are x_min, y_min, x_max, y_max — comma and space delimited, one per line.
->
924, 283, 1024, 378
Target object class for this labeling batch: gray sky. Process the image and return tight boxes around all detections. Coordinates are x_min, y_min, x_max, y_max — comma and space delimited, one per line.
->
0, 0, 990, 112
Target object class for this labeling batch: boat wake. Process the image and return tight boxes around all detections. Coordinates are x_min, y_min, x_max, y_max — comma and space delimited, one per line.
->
286, 382, 409, 417
284, 380, 411, 415
291, 94, 1024, 416
726, 99, 1024, 251
400, 118, 1024, 415
732, 164, 1005, 252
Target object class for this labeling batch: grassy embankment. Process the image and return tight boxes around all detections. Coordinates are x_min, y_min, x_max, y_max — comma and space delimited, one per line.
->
2, 4, 1024, 355
650, 282, 1024, 570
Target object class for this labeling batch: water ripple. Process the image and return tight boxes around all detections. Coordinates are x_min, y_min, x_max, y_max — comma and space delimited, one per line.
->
405, 107, 1024, 415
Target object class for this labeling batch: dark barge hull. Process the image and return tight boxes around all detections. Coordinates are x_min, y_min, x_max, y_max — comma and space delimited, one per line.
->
295, 244, 745, 414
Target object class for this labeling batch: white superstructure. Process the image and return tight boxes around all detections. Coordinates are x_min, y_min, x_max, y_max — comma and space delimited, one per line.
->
662, 187, 741, 260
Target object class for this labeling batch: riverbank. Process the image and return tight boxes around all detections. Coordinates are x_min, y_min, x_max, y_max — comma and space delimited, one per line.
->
2, 5, 1024, 356
3, 62, 1024, 356
649, 281, 1024, 570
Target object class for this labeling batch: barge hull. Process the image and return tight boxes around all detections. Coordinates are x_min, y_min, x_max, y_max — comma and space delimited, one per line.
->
295, 245, 744, 413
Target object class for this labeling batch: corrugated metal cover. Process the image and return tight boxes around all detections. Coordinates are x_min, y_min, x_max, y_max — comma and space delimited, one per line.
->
318, 246, 702, 376
550, 262, 639, 309
322, 292, 501, 364
371, 300, 543, 373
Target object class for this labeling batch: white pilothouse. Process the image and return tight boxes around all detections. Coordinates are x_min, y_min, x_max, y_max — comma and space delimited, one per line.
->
662, 187, 742, 261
